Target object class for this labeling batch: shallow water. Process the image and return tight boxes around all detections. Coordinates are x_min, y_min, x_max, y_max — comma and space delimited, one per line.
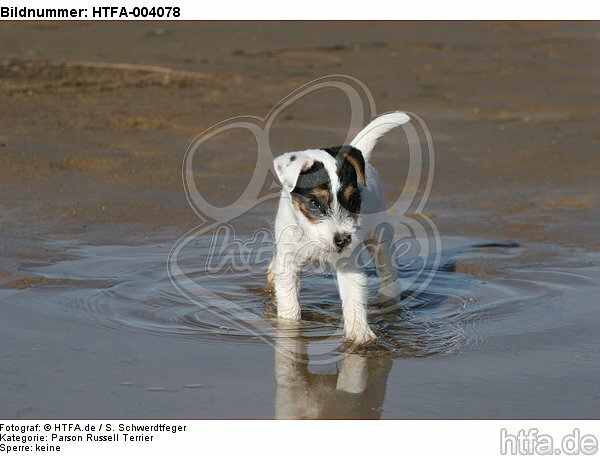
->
20, 236, 592, 358
1, 230, 598, 418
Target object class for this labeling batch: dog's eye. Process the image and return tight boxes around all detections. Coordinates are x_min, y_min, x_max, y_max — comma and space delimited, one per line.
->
307, 198, 321, 211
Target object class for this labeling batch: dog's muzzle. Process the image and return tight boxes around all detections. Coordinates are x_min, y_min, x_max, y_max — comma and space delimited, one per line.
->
333, 233, 352, 252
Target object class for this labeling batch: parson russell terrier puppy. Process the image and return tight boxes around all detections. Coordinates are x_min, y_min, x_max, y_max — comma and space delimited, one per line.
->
267, 112, 410, 345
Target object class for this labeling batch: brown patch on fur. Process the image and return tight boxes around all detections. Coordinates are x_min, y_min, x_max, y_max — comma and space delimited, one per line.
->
339, 185, 361, 220
343, 185, 355, 202
345, 154, 366, 187
292, 197, 319, 224
311, 186, 331, 203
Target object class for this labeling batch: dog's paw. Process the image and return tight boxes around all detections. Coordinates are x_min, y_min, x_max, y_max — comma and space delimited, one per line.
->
344, 327, 378, 348
276, 307, 302, 321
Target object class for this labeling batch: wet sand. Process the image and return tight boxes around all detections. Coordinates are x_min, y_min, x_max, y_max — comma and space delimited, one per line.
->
0, 22, 599, 418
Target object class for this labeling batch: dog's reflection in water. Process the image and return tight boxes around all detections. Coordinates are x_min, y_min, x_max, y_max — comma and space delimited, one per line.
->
274, 324, 393, 419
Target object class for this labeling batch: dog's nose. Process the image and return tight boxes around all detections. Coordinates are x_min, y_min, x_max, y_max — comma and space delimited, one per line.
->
333, 233, 352, 251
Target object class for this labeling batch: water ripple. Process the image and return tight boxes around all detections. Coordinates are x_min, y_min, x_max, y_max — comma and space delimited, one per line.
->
20, 237, 599, 358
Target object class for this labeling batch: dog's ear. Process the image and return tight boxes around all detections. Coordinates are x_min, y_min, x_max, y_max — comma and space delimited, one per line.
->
273, 153, 314, 192
338, 147, 366, 187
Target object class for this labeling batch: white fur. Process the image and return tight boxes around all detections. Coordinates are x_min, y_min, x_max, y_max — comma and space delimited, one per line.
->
350, 111, 410, 161
271, 112, 410, 345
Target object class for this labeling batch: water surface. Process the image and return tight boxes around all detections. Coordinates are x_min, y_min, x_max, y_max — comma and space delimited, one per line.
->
1, 231, 598, 418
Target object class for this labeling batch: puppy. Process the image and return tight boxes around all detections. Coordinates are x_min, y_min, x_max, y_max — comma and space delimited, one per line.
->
268, 112, 410, 345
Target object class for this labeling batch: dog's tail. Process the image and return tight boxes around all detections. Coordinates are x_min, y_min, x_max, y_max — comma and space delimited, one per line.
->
350, 111, 410, 162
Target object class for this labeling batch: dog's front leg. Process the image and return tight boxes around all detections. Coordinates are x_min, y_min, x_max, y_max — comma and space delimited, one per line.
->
368, 236, 401, 300
336, 266, 376, 344
274, 255, 302, 320
363, 221, 401, 301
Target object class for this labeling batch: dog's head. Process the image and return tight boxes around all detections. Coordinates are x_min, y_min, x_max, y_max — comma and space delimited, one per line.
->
274, 145, 366, 254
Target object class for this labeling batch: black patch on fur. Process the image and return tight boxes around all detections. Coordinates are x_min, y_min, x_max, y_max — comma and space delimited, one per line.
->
289, 154, 296, 162
293, 161, 329, 192
291, 161, 331, 218
324, 145, 364, 215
